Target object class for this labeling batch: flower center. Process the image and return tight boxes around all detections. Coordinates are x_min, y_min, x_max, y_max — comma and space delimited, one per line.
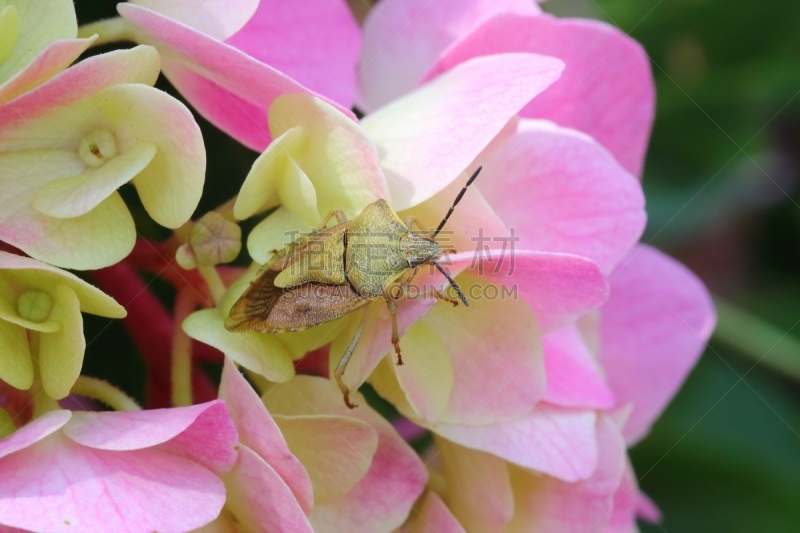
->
0, 5, 20, 65
79, 129, 118, 168
17, 290, 54, 323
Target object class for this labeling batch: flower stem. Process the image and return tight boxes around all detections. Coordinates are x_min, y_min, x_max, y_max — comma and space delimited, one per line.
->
198, 265, 226, 307
713, 298, 800, 382
78, 17, 135, 46
171, 288, 196, 407
71, 376, 141, 411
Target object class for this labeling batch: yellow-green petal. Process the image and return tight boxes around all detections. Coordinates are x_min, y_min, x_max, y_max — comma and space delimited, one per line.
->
268, 95, 389, 219
38, 283, 84, 399
182, 309, 295, 383
0, 5, 20, 65
275, 414, 378, 505
0, 0, 77, 86
381, 319, 454, 423
97, 84, 205, 229
0, 251, 126, 318
0, 287, 60, 333
247, 206, 311, 265
32, 141, 156, 218
0, 406, 16, 438
278, 157, 318, 226
0, 319, 33, 390
13, 191, 136, 271
235, 126, 305, 220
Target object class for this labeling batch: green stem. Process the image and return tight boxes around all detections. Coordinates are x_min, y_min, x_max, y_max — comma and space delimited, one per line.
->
713, 298, 800, 381
71, 376, 141, 411
171, 288, 195, 407
78, 17, 135, 46
198, 265, 226, 307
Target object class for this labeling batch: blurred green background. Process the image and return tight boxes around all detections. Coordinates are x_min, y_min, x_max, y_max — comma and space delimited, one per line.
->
74, 1, 800, 531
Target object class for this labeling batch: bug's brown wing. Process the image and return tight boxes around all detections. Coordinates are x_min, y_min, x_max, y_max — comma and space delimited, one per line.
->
225, 268, 283, 332
263, 283, 370, 333
225, 268, 369, 333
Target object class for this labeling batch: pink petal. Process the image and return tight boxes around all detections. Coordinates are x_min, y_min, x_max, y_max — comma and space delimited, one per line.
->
130, 0, 258, 40
0, 524, 28, 532
477, 119, 646, 274
399, 175, 510, 255
226, 0, 360, 107
223, 445, 313, 533
506, 414, 626, 533
604, 462, 638, 533
425, 13, 655, 177
219, 358, 313, 512
0, 432, 226, 533
0, 46, 159, 137
403, 492, 467, 533
336, 250, 606, 398
359, 0, 540, 110
118, 3, 355, 152
420, 272, 546, 425
434, 404, 598, 482
0, 410, 70, 460
637, 490, 662, 523
449, 250, 609, 333
599, 245, 715, 444
543, 325, 615, 410
0, 38, 93, 102
362, 53, 564, 210
329, 298, 436, 404
265, 376, 427, 533
64, 400, 238, 475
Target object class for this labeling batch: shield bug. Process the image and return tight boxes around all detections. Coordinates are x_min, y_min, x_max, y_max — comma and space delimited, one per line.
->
225, 167, 482, 408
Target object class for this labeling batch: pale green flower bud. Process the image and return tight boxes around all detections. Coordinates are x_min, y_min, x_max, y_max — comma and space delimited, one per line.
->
79, 129, 118, 168
17, 290, 54, 323
0, 5, 20, 65
180, 213, 242, 268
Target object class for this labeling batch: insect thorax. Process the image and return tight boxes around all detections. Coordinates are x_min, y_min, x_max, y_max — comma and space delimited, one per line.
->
345, 200, 443, 297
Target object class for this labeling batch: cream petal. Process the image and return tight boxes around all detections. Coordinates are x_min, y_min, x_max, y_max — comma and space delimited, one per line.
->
0, 320, 32, 390
246, 206, 312, 265
32, 141, 156, 218
182, 309, 295, 382
275, 414, 379, 504
0, 0, 77, 86
37, 283, 83, 399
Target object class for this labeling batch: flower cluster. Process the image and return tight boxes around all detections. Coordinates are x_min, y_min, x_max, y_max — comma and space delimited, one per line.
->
0, 0, 715, 532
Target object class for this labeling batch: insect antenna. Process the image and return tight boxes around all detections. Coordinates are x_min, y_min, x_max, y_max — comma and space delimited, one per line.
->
434, 262, 469, 307
433, 166, 482, 237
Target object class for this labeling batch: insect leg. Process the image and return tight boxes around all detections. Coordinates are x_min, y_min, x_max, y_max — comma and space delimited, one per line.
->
404, 265, 421, 285
416, 287, 459, 307
404, 216, 433, 237
317, 209, 349, 231
384, 297, 403, 366
334, 309, 369, 409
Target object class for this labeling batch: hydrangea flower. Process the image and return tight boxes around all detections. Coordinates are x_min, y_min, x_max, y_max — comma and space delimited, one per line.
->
202, 357, 426, 533
0, 0, 95, 102
0, 251, 125, 399
0, 394, 238, 532
0, 44, 205, 270
83, 0, 361, 151
186, 51, 622, 417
